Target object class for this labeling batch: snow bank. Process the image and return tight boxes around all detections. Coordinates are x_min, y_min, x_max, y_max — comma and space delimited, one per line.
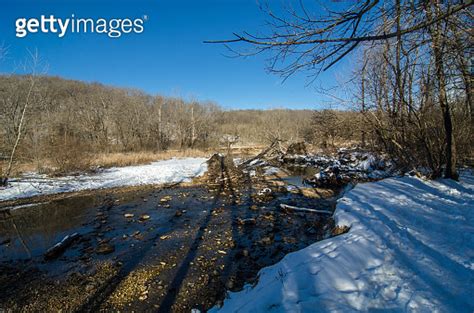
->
212, 172, 474, 312
0, 158, 207, 201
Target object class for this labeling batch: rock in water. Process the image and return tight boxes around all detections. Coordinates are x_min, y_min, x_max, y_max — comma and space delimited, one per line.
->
160, 195, 172, 203
96, 243, 115, 255
139, 214, 150, 221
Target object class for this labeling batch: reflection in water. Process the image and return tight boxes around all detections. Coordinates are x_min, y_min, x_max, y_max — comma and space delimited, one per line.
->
0, 196, 101, 260
281, 176, 308, 188
280, 166, 318, 188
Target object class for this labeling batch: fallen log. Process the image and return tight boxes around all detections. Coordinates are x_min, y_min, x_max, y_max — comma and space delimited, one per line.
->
44, 232, 81, 260
238, 140, 282, 168
279, 204, 332, 215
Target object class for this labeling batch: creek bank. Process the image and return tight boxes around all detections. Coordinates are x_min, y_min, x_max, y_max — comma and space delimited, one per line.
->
0, 153, 341, 312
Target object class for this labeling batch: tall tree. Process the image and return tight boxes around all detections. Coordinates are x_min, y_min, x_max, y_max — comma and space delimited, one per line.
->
1, 49, 46, 186
208, 0, 473, 179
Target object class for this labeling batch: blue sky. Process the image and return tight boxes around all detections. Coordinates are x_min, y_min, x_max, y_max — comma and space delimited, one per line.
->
0, 0, 354, 109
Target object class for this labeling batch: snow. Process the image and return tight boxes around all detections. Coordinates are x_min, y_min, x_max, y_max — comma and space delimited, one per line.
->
264, 166, 280, 176
0, 158, 207, 201
281, 150, 392, 188
211, 172, 474, 313
356, 154, 377, 171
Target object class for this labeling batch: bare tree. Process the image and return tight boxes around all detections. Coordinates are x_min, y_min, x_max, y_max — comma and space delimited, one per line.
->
1, 49, 46, 186
207, 1, 471, 77
207, 0, 473, 179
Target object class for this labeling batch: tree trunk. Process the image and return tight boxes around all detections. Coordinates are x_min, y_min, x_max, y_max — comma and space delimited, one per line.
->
1, 75, 36, 186
360, 57, 367, 148
191, 105, 196, 148
428, 1, 458, 180
157, 103, 162, 151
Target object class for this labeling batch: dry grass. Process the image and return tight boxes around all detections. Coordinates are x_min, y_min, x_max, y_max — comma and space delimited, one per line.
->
92, 147, 265, 169
0, 161, 38, 177
91, 150, 212, 168
2, 146, 265, 178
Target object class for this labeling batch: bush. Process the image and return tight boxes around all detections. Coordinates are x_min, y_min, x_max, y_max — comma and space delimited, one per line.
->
48, 137, 92, 175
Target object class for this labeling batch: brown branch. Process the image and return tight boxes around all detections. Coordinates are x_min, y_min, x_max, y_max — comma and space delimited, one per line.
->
204, 1, 472, 45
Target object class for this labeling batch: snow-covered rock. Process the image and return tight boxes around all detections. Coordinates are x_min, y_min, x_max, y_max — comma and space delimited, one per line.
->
0, 158, 207, 201
211, 172, 474, 313
280, 149, 392, 188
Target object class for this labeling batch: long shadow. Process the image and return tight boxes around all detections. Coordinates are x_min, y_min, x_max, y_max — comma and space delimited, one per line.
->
217, 167, 304, 291
78, 179, 215, 311
217, 159, 246, 294
157, 156, 229, 313
386, 177, 469, 204
349, 192, 473, 310
78, 188, 175, 312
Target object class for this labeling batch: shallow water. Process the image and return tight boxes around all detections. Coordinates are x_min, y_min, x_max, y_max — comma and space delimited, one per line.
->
281, 175, 309, 188
0, 182, 335, 312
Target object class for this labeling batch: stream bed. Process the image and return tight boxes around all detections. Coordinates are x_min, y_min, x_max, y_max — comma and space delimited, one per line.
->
0, 178, 337, 312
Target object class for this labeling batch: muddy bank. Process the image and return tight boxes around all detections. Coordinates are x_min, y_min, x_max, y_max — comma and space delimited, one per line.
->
0, 164, 339, 312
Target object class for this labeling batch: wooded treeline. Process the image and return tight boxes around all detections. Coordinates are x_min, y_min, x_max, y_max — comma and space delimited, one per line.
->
215, 0, 473, 179
2, 75, 360, 176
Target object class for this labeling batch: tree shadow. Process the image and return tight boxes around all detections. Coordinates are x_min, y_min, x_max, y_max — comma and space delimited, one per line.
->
158, 154, 237, 312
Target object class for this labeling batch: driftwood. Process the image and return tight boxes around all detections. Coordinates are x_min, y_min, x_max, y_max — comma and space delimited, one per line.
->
239, 140, 283, 168
44, 232, 81, 260
280, 204, 332, 215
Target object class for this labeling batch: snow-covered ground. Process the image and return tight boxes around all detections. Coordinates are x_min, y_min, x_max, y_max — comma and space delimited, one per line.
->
0, 158, 208, 201
211, 172, 474, 313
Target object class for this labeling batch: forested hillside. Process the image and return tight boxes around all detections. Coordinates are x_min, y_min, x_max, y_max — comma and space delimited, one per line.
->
0, 75, 364, 175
